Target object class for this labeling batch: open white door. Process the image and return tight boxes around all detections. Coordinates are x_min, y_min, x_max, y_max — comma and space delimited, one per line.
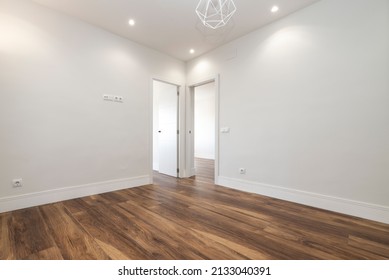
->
153, 81, 178, 177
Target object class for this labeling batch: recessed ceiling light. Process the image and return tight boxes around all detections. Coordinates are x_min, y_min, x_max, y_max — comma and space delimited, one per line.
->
190, 49, 195, 54
128, 19, 135, 26
271, 6, 279, 13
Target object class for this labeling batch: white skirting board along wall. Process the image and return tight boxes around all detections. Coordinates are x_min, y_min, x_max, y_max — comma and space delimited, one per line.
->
218, 176, 389, 225
0, 176, 151, 213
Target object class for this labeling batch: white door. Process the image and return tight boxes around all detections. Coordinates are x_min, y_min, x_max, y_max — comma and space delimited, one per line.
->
153, 81, 178, 177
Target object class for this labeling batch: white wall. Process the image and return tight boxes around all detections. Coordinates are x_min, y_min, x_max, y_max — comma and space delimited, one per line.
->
187, 0, 389, 223
0, 0, 185, 211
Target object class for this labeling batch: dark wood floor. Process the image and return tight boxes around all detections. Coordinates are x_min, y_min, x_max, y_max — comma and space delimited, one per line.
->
194, 157, 215, 183
1, 160, 389, 259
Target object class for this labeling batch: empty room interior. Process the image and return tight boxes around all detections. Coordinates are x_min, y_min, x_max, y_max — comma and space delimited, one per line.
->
1, 0, 389, 260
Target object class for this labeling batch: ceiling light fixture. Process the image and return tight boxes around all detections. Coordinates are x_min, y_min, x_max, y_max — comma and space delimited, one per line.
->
128, 19, 135, 26
271, 6, 279, 13
190, 49, 195, 54
196, 0, 237, 29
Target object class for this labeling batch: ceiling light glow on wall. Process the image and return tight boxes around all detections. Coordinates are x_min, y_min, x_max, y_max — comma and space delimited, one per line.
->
196, 0, 237, 29
128, 19, 135, 26
271, 6, 279, 13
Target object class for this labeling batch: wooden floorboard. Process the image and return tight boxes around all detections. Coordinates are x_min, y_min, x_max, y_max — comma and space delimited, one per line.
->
194, 157, 215, 183
1, 159, 389, 259
40, 203, 109, 260
8, 208, 55, 259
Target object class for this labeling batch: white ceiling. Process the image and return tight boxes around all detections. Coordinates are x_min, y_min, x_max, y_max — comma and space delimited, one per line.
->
31, 0, 320, 61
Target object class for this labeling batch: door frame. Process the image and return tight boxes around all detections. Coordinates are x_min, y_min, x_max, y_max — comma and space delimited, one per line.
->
150, 77, 185, 182
186, 75, 220, 184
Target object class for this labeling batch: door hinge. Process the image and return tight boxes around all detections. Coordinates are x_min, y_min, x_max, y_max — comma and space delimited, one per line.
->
177, 168, 179, 173
177, 130, 179, 134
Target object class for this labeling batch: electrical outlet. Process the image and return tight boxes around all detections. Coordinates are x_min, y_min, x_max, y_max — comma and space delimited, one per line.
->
239, 168, 246, 175
113, 96, 124, 102
12, 179, 23, 188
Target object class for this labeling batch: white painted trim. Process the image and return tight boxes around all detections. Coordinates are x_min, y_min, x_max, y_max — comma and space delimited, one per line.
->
217, 176, 389, 224
0, 176, 151, 213
149, 78, 155, 182
185, 86, 196, 177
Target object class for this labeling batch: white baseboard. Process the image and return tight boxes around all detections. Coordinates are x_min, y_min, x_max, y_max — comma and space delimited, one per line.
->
217, 176, 389, 224
190, 167, 196, 177
0, 176, 151, 213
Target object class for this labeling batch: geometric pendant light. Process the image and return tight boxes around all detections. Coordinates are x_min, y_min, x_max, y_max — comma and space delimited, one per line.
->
196, 0, 237, 29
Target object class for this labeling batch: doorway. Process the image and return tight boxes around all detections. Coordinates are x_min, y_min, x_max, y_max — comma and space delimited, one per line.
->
152, 80, 179, 177
186, 77, 219, 184
194, 82, 216, 183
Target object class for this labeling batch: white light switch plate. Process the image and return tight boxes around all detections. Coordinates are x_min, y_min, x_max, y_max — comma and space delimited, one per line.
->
103, 95, 114, 101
